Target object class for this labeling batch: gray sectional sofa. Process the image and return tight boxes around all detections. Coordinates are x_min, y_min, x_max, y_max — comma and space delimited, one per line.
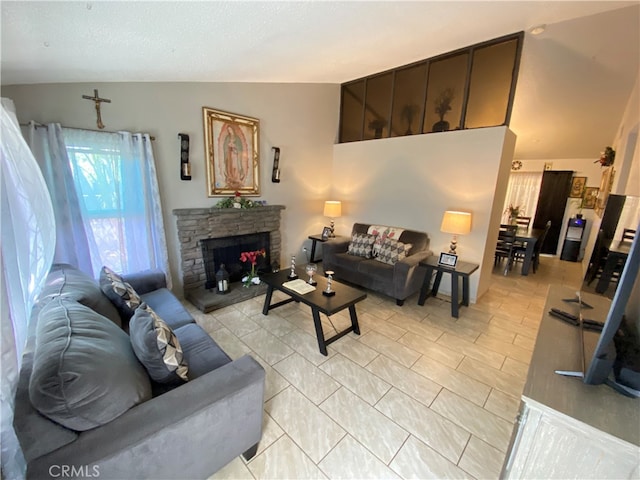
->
14, 264, 265, 479
323, 223, 432, 305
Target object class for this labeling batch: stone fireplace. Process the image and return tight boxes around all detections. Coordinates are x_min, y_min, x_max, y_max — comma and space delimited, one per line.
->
173, 205, 285, 312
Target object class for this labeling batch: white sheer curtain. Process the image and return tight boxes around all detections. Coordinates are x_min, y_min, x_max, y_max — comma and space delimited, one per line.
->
28, 123, 95, 276
502, 171, 543, 224
1, 100, 55, 480
61, 128, 171, 283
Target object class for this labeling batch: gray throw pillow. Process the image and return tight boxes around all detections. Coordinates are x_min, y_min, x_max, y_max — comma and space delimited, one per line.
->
29, 298, 152, 431
129, 303, 189, 384
99, 265, 142, 319
375, 239, 413, 265
347, 233, 376, 258
38, 263, 122, 327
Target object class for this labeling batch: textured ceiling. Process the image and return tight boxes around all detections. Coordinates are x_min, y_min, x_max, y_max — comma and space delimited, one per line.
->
2, 1, 639, 160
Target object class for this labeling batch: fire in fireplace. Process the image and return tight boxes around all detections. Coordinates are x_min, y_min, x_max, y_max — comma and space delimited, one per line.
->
200, 233, 271, 289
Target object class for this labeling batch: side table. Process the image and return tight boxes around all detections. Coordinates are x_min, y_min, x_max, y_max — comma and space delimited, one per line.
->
417, 255, 479, 318
307, 235, 347, 263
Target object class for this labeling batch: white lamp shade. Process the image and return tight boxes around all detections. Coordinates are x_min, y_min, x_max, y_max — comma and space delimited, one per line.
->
323, 201, 342, 218
440, 211, 471, 235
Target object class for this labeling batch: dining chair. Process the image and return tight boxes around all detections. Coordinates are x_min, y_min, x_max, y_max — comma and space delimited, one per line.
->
622, 228, 636, 241
516, 216, 532, 229
513, 220, 550, 273
495, 225, 517, 275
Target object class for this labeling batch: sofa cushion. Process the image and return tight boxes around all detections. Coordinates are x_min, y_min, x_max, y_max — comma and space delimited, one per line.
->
367, 225, 405, 256
29, 298, 152, 431
174, 323, 232, 380
140, 288, 195, 330
347, 233, 376, 258
130, 304, 189, 384
375, 239, 413, 265
100, 266, 142, 320
38, 263, 122, 327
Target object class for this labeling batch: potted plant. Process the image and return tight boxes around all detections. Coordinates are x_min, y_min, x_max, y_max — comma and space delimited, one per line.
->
504, 204, 522, 224
401, 104, 419, 135
368, 118, 387, 139
432, 88, 454, 132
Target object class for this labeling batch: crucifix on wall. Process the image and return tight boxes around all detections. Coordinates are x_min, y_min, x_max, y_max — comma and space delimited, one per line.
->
82, 89, 111, 129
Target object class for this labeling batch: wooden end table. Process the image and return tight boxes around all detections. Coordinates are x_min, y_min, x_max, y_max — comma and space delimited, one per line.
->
418, 255, 479, 318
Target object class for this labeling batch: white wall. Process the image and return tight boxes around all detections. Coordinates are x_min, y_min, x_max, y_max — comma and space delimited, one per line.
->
332, 126, 516, 302
3, 82, 340, 294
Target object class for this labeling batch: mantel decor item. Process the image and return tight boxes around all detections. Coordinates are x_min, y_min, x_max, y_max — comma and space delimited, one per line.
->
215, 191, 264, 209
324, 201, 342, 237
440, 210, 472, 254
203, 106, 260, 196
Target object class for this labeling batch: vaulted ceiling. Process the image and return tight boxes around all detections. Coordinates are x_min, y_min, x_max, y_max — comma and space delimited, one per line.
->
2, 1, 639, 160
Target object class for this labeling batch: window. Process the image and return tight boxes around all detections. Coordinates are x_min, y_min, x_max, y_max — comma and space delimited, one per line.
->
62, 129, 168, 277
338, 32, 523, 142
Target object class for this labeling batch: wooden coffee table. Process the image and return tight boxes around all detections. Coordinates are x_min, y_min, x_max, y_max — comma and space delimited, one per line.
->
261, 267, 366, 355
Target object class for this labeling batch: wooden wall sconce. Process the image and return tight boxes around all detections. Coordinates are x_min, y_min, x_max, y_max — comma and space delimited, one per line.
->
272, 147, 281, 183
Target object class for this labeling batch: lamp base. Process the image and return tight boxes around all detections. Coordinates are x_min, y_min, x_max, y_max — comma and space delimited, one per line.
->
329, 219, 336, 238
449, 235, 458, 255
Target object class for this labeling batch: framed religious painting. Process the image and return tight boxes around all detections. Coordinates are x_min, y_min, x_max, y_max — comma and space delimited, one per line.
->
569, 176, 586, 198
582, 187, 599, 209
203, 107, 260, 196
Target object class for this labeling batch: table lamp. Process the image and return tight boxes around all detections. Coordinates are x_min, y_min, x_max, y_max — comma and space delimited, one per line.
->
440, 211, 471, 254
324, 201, 342, 237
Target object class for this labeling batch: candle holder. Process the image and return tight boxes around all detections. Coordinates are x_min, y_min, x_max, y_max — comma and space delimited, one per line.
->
288, 255, 298, 280
323, 270, 336, 296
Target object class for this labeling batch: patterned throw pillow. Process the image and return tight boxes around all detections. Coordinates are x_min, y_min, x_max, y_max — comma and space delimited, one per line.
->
347, 233, 377, 258
129, 303, 189, 384
100, 266, 142, 319
375, 239, 413, 265
367, 225, 405, 257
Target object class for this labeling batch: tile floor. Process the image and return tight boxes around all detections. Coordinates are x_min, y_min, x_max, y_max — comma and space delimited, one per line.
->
187, 257, 584, 480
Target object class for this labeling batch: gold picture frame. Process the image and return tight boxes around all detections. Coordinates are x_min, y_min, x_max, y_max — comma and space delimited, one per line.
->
582, 187, 599, 209
569, 176, 586, 198
595, 166, 615, 217
203, 107, 260, 196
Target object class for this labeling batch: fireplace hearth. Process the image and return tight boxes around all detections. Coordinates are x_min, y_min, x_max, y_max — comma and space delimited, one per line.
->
173, 205, 284, 312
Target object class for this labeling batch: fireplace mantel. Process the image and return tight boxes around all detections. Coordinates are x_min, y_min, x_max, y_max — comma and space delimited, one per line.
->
173, 205, 285, 295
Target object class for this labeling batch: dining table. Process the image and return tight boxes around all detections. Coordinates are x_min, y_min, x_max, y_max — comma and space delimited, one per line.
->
595, 240, 632, 294
514, 226, 546, 276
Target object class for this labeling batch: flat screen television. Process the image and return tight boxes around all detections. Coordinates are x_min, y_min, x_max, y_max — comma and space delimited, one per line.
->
582, 223, 640, 397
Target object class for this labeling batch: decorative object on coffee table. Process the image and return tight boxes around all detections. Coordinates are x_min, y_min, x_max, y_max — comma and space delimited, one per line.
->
305, 263, 318, 285
288, 255, 298, 280
440, 210, 472, 254
323, 271, 336, 296
203, 106, 260, 196
323, 201, 342, 237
